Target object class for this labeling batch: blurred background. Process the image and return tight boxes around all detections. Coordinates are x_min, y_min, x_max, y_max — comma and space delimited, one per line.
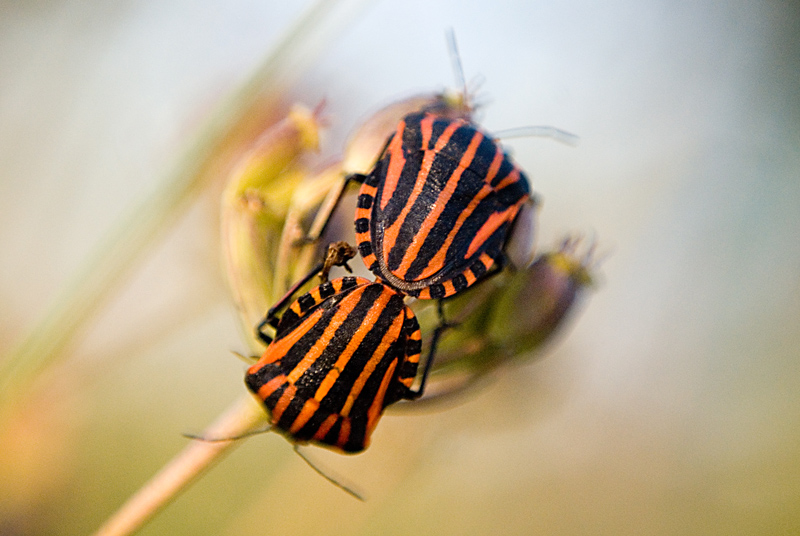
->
1, 0, 799, 534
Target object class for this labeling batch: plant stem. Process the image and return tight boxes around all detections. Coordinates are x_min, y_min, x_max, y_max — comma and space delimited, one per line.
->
93, 396, 265, 536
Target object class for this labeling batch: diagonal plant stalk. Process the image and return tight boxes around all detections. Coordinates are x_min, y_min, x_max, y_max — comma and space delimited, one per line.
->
93, 395, 266, 536
0, 0, 373, 416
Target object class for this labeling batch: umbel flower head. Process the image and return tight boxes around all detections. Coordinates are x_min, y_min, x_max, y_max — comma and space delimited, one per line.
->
222, 94, 596, 400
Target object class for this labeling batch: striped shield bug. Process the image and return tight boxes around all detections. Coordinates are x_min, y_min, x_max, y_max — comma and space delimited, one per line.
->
307, 35, 567, 301
352, 109, 533, 299
245, 275, 423, 453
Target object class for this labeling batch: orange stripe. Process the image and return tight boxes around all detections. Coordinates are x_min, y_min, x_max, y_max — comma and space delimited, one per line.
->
379, 121, 408, 210
308, 287, 321, 302
289, 398, 320, 434
394, 131, 485, 280
365, 359, 398, 443
313, 289, 394, 401
313, 414, 338, 441
285, 286, 366, 383
465, 200, 525, 258
416, 147, 505, 278
418, 183, 493, 278
420, 113, 435, 150
360, 183, 377, 196
380, 118, 461, 258
463, 269, 478, 286
340, 308, 404, 416
336, 418, 352, 450
408, 338, 421, 364
355, 233, 371, 248
355, 209, 370, 228
289, 301, 302, 316
360, 252, 377, 269
270, 384, 296, 423
255, 307, 326, 369
483, 144, 506, 186
442, 280, 456, 296
255, 375, 286, 401
494, 167, 521, 190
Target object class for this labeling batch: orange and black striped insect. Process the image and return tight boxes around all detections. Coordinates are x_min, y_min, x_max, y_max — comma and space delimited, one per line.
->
245, 275, 423, 453
352, 109, 532, 299
305, 34, 539, 301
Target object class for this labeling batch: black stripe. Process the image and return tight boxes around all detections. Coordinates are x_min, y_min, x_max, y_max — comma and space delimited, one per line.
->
288, 284, 385, 405
340, 276, 359, 290
274, 307, 335, 373
318, 281, 335, 299
401, 164, 488, 281
277, 309, 301, 334
495, 168, 530, 202
405, 338, 421, 357
343, 415, 367, 452
297, 293, 316, 313
358, 241, 373, 258
295, 408, 331, 442
402, 113, 425, 149
490, 155, 515, 188
264, 381, 287, 408
322, 417, 343, 447
383, 148, 460, 273
453, 273, 469, 292
357, 193, 373, 209
349, 346, 401, 413
277, 391, 307, 430
315, 288, 405, 414
433, 120, 477, 164
427, 115, 450, 150
365, 167, 381, 187
354, 217, 370, 234
373, 149, 421, 229
470, 258, 487, 279
429, 283, 446, 299
245, 363, 282, 394
398, 358, 418, 380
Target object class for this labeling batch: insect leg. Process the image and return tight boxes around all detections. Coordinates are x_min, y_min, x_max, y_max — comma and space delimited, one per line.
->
298, 173, 367, 245
293, 445, 365, 501
255, 241, 357, 345
409, 300, 451, 399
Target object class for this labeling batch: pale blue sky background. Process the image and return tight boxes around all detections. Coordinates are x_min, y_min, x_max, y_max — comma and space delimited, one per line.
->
1, 1, 798, 534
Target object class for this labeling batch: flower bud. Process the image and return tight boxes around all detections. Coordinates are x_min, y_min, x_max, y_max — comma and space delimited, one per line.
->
430, 238, 596, 380
490, 237, 594, 360
342, 92, 472, 175
221, 104, 327, 349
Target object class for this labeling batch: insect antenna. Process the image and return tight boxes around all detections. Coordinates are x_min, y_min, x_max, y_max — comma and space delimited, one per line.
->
182, 424, 274, 442
446, 29, 468, 103
293, 445, 365, 501
493, 125, 580, 147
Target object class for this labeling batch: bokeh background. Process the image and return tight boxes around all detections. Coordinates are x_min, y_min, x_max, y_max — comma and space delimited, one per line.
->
1, 0, 799, 534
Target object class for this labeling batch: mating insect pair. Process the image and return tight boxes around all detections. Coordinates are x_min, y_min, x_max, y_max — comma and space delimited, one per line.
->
245, 98, 538, 453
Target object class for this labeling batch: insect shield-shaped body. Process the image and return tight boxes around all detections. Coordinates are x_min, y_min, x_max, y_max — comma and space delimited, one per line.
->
245, 276, 421, 453
355, 110, 532, 300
